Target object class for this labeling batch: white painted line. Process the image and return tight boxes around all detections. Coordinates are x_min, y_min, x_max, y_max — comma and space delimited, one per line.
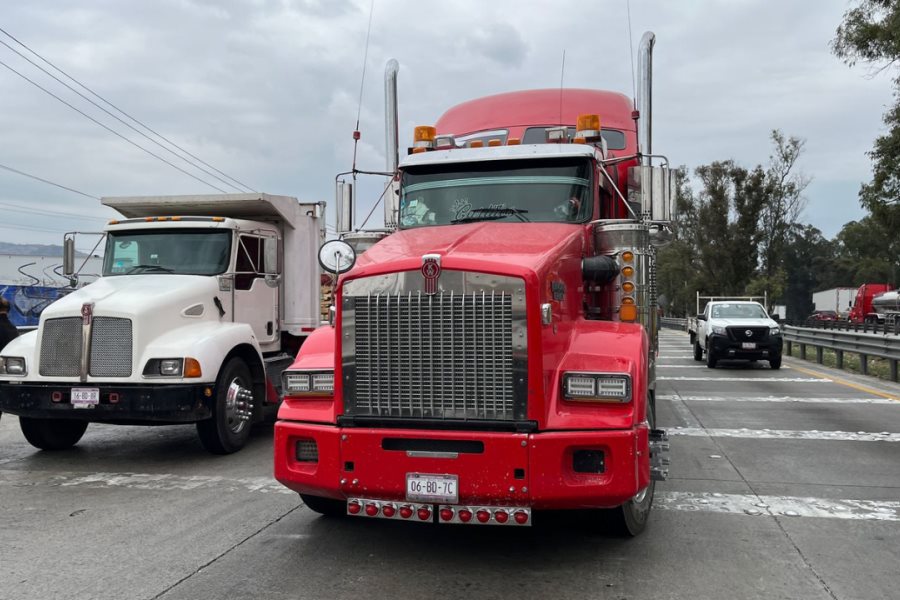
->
0, 470, 295, 495
658, 376, 829, 382
656, 491, 900, 521
670, 428, 900, 442
657, 394, 897, 405
657, 365, 790, 370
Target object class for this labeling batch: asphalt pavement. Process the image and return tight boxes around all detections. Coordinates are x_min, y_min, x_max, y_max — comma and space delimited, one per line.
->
1, 328, 899, 600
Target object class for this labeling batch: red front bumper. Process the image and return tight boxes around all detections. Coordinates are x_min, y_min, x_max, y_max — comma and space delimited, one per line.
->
274, 421, 649, 510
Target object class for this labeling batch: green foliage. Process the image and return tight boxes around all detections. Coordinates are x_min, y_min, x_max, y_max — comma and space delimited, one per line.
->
833, 0, 900, 242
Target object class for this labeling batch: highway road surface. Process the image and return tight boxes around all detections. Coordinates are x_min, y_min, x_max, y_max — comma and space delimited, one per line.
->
1, 327, 898, 600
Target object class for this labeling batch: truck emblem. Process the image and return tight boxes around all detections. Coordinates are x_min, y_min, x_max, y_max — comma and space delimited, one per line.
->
421, 254, 441, 295
745, 329, 753, 337
81, 303, 94, 325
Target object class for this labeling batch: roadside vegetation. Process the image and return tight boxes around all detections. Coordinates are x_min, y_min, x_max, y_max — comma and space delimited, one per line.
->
787, 344, 894, 382
659, 0, 900, 320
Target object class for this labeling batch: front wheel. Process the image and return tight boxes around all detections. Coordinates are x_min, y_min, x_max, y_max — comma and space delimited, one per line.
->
706, 342, 718, 368
606, 393, 656, 536
20, 417, 88, 451
197, 357, 254, 455
769, 355, 782, 370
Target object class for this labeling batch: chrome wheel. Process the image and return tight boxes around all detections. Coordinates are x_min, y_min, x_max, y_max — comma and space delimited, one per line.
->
224, 378, 253, 435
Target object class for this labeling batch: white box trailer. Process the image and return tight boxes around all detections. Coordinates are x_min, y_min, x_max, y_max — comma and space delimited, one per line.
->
0, 193, 324, 454
812, 287, 857, 315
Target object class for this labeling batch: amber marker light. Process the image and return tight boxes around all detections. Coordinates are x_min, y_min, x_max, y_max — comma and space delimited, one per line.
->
488, 139, 502, 147
622, 266, 635, 278
507, 138, 521, 145
413, 125, 437, 148
620, 303, 638, 321
622, 281, 635, 293
468, 140, 484, 148
576, 113, 601, 132
621, 251, 634, 262
184, 358, 202, 378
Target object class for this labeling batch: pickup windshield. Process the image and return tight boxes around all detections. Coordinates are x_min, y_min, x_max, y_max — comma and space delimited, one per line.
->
710, 304, 768, 319
103, 229, 231, 276
399, 158, 592, 228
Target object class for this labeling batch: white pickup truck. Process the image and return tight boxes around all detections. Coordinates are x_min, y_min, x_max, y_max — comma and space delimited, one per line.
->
693, 300, 783, 369
0, 193, 324, 454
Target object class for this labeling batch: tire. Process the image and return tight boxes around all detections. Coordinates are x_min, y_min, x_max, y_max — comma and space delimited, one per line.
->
197, 357, 254, 455
769, 355, 782, 370
693, 340, 703, 361
19, 417, 88, 451
606, 393, 656, 536
706, 341, 718, 368
301, 494, 346, 517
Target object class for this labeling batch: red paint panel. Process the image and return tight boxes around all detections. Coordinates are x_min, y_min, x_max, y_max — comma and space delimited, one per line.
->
274, 421, 344, 500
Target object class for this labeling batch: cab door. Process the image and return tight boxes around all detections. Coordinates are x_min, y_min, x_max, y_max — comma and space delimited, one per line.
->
232, 233, 280, 350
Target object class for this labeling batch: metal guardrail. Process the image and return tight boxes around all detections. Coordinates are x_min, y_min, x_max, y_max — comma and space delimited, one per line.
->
784, 325, 900, 382
794, 318, 900, 336
660, 317, 688, 330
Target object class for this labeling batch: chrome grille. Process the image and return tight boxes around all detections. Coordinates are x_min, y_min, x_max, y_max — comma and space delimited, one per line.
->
39, 318, 82, 377
38, 316, 132, 377
343, 271, 527, 422
90, 317, 133, 377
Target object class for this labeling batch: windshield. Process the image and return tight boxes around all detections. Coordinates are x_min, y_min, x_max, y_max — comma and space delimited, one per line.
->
710, 303, 768, 319
399, 158, 592, 228
103, 229, 232, 276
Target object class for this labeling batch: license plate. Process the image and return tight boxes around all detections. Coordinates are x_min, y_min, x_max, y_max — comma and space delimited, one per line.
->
71, 388, 100, 409
406, 473, 458, 503
741, 342, 757, 350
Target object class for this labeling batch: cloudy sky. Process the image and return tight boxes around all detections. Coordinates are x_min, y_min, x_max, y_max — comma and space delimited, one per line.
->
0, 0, 894, 251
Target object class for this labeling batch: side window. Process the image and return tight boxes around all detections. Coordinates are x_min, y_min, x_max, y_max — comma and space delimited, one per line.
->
235, 235, 261, 290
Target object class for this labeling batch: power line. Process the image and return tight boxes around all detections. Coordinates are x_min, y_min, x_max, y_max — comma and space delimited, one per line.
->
0, 26, 256, 193
0, 161, 99, 200
0, 201, 108, 221
0, 57, 230, 193
0, 38, 249, 193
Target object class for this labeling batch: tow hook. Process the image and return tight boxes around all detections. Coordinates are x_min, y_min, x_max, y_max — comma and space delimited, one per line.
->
650, 429, 670, 481
227, 382, 254, 422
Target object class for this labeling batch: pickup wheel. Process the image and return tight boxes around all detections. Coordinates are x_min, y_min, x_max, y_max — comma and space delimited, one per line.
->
693, 340, 703, 361
300, 494, 346, 517
705, 341, 718, 368
197, 357, 254, 455
19, 417, 88, 451
769, 355, 782, 370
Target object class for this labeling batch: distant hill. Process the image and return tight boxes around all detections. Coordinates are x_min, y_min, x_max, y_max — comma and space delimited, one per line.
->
0, 242, 90, 257
0, 242, 66, 256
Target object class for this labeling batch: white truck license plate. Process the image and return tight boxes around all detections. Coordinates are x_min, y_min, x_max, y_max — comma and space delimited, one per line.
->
71, 388, 100, 409
741, 342, 757, 349
406, 473, 458, 503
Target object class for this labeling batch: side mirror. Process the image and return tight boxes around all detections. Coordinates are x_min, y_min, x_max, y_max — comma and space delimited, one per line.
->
63, 236, 76, 276
697, 314, 707, 321
263, 237, 279, 274
335, 180, 354, 234
628, 165, 675, 222
771, 314, 782, 323
318, 239, 357, 275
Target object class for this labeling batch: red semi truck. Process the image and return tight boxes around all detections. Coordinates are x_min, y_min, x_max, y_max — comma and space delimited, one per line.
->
274, 32, 672, 535
848, 283, 895, 324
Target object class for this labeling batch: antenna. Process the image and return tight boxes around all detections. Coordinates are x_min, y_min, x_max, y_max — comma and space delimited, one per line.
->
626, 0, 637, 105
351, 0, 377, 175
558, 50, 566, 126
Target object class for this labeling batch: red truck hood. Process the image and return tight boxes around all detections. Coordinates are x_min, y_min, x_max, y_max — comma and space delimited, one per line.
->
352, 222, 584, 279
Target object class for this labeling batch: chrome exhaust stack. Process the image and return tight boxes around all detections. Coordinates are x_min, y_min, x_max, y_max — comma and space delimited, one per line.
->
384, 59, 400, 229
636, 31, 655, 167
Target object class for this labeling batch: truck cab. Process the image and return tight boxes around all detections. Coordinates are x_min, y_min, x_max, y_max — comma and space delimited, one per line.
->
693, 301, 783, 369
0, 193, 323, 454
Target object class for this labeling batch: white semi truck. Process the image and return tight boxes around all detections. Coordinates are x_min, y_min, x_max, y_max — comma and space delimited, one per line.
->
0, 193, 324, 454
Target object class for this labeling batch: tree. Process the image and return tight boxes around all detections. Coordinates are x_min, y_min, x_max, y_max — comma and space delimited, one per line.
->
832, 0, 900, 272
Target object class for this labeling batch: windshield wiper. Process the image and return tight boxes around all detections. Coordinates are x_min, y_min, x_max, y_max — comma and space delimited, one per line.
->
451, 207, 530, 224
125, 264, 174, 274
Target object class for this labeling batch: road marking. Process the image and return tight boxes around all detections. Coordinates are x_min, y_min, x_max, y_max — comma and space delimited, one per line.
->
789, 363, 900, 401
657, 365, 790, 370
670, 427, 900, 442
656, 491, 900, 521
657, 394, 897, 405
658, 376, 829, 382
0, 470, 295, 495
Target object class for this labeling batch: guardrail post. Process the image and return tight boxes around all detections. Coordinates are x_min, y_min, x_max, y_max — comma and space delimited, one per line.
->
800, 343, 807, 360
835, 349, 844, 370
786, 340, 792, 355
859, 353, 869, 376
891, 359, 898, 383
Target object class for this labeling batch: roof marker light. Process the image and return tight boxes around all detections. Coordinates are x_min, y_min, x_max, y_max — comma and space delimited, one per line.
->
507, 138, 521, 146
576, 114, 601, 139
468, 140, 484, 148
414, 125, 437, 148
488, 139, 502, 147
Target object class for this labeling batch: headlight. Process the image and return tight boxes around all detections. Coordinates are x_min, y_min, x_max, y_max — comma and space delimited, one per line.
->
711, 325, 726, 335
769, 327, 780, 335
562, 372, 631, 402
160, 359, 183, 376
283, 370, 334, 396
0, 356, 26, 375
